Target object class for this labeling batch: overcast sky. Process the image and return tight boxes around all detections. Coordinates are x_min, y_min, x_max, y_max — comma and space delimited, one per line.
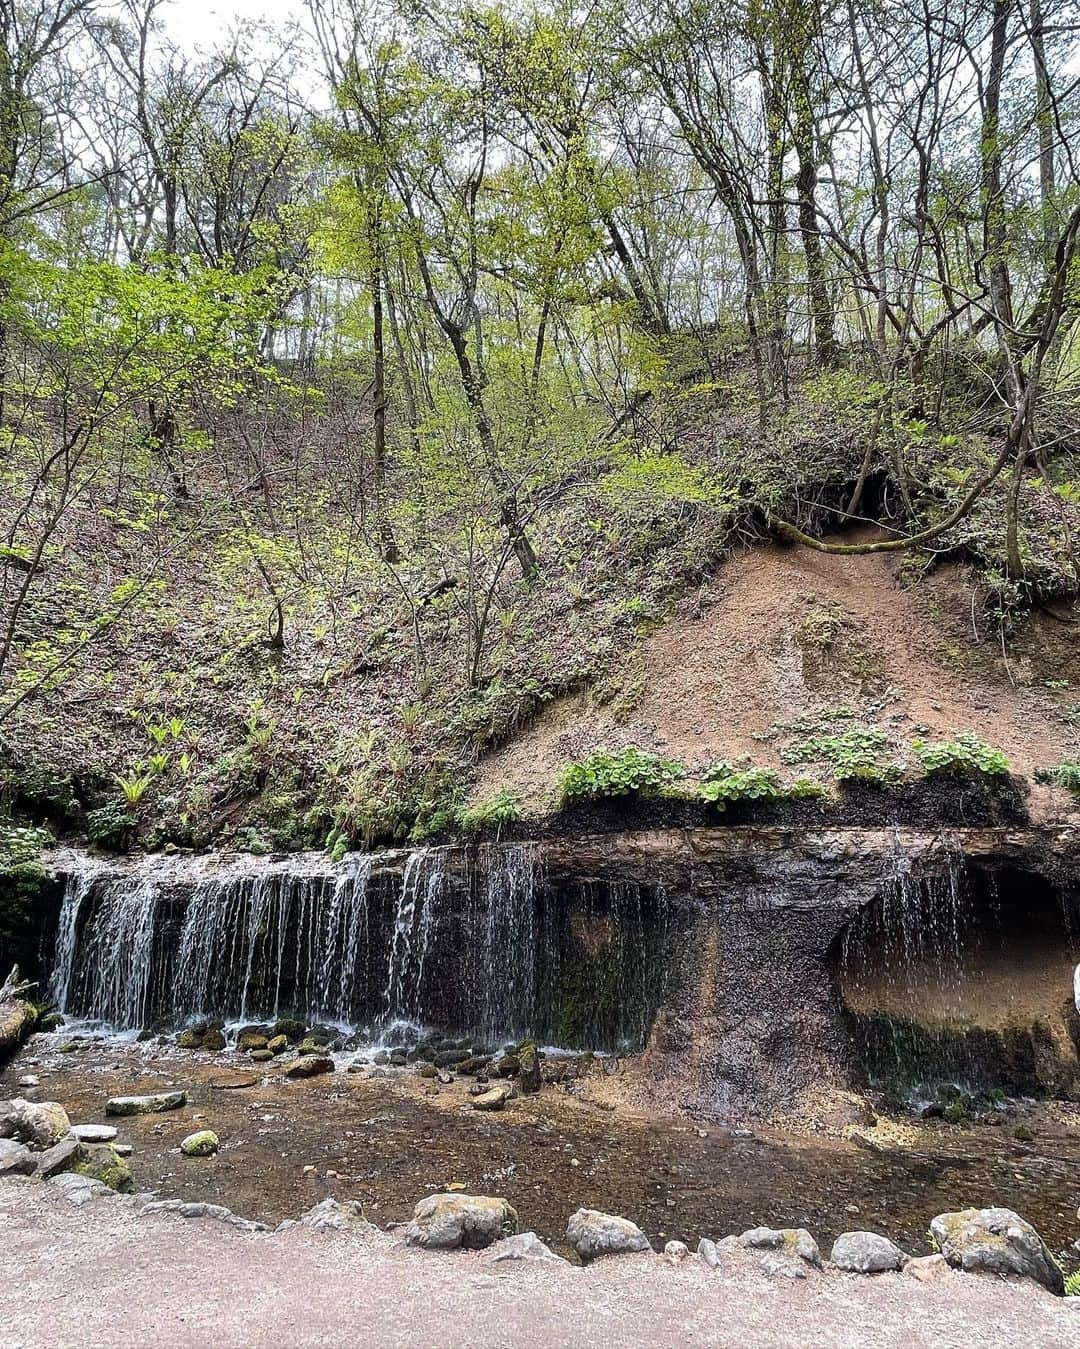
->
161, 0, 310, 49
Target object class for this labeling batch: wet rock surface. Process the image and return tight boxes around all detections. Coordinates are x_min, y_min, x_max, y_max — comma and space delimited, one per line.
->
930, 1206, 1066, 1295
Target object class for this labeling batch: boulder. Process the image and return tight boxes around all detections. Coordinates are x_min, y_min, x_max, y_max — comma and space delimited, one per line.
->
759, 1254, 808, 1280
34, 1137, 85, 1178
697, 1237, 721, 1269
266, 1035, 289, 1055
180, 1130, 219, 1157
496, 1054, 520, 1079
75, 1143, 133, 1191
201, 1028, 227, 1052
105, 1092, 186, 1116
284, 1056, 334, 1078
566, 1208, 651, 1261
830, 1231, 907, 1273
664, 1240, 690, 1263
271, 1018, 307, 1043
0, 1137, 36, 1176
404, 1193, 519, 1250
176, 1028, 203, 1049
237, 1027, 270, 1051
905, 1254, 950, 1284
70, 1124, 117, 1144
434, 1049, 470, 1068
480, 1231, 568, 1265
517, 1041, 541, 1094
1, 1097, 71, 1150
929, 1207, 1065, 1295
299, 1197, 376, 1233
250, 1049, 273, 1062
471, 1082, 513, 1112
47, 1172, 116, 1206
739, 1227, 821, 1268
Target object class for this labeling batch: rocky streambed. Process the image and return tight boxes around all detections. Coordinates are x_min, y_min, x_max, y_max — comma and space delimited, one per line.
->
3, 1033, 1080, 1278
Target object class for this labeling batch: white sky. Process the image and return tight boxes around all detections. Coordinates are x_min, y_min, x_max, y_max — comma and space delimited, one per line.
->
161, 0, 310, 49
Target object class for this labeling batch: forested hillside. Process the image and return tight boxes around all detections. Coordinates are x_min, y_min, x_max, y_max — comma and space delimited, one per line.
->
1, 0, 1079, 853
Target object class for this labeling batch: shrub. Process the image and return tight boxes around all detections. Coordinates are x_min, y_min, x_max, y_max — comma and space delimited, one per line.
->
698, 762, 830, 810
698, 761, 783, 808
1035, 762, 1080, 800
558, 747, 686, 803
459, 790, 522, 834
782, 725, 901, 783
911, 732, 1009, 776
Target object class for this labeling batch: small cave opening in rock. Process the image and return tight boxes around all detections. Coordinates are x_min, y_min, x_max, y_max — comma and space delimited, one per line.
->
830, 860, 1080, 1098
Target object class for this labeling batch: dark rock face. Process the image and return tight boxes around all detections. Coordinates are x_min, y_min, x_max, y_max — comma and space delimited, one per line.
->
25, 826, 1080, 1121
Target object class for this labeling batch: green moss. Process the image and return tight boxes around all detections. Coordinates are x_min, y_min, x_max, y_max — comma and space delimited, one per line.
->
75, 1145, 133, 1191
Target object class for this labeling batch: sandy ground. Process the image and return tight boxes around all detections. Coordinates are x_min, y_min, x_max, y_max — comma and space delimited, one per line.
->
1, 1180, 1077, 1349
474, 543, 1080, 812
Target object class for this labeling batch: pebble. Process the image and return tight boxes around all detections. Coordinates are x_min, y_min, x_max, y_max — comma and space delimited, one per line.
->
17, 1075, 40, 1088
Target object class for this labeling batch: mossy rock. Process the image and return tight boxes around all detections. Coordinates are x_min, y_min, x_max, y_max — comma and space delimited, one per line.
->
177, 1028, 204, 1049
180, 1129, 219, 1158
266, 1035, 288, 1055
201, 1028, 227, 1051
271, 1018, 307, 1043
75, 1144, 133, 1192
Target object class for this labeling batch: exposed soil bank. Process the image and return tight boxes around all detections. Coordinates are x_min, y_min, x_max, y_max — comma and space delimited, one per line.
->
1, 1181, 1077, 1349
4, 1038, 1080, 1269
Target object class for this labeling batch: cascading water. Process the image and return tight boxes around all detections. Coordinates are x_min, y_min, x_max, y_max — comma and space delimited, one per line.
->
836, 848, 1080, 1095
45, 844, 673, 1051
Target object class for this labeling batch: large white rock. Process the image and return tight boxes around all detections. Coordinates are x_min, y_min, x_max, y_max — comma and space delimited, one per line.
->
47, 1173, 117, 1207
71, 1124, 118, 1143
105, 1092, 186, 1116
930, 1207, 1064, 1296
565, 1208, 651, 1261
405, 1194, 518, 1250
0, 1097, 71, 1149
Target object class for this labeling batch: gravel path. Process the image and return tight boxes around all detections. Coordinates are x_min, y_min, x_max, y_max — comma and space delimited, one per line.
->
1, 1181, 1076, 1348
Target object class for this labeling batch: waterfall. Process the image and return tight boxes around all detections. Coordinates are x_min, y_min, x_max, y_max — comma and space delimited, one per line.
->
382, 847, 450, 1028
44, 842, 669, 1050
64, 874, 164, 1027
47, 869, 98, 1010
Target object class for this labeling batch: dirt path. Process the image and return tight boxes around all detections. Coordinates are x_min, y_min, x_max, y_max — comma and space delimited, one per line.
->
1, 1181, 1076, 1349
475, 543, 1080, 812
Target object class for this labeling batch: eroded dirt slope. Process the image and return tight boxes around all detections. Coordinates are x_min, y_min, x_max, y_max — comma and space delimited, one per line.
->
475, 541, 1080, 815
